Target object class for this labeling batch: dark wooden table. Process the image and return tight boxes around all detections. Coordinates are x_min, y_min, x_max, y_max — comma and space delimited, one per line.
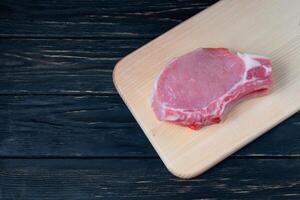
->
0, 0, 299, 199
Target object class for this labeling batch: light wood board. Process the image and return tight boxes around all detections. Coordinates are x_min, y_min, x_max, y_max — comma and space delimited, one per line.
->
113, 0, 300, 179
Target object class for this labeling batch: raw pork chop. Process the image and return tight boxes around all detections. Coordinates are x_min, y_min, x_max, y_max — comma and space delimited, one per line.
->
151, 48, 272, 130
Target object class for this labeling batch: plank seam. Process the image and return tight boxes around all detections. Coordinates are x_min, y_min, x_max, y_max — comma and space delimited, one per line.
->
0, 156, 298, 160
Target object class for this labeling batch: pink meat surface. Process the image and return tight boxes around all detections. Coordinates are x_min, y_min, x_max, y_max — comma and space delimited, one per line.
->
151, 48, 272, 130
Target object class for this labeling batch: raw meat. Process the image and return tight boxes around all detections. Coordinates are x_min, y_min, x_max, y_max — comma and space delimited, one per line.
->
151, 48, 272, 130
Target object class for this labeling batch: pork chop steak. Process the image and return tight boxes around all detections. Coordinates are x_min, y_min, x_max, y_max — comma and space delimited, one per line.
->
151, 48, 272, 130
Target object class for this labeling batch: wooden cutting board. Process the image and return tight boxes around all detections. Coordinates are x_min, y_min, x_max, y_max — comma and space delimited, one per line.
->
113, 0, 300, 179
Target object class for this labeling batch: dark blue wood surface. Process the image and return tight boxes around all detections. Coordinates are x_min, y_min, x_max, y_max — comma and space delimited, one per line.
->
0, 0, 299, 199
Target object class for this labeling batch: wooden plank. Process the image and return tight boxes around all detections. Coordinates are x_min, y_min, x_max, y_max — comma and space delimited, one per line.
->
113, 0, 300, 178
0, 158, 299, 199
0, 95, 299, 157
0, 39, 148, 94
0, 0, 217, 38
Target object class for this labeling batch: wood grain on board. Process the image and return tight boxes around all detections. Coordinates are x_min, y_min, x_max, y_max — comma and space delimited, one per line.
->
1, 0, 300, 198
113, 0, 300, 178
0, 95, 299, 157
0, 0, 217, 38
0, 159, 299, 200
0, 39, 147, 94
